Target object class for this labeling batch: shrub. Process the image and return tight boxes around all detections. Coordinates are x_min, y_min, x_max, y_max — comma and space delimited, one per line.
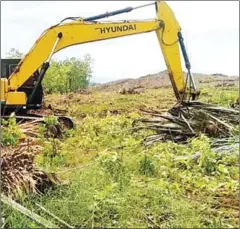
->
1, 116, 24, 146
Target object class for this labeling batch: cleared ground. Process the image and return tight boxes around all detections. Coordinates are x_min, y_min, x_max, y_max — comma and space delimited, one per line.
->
3, 74, 239, 228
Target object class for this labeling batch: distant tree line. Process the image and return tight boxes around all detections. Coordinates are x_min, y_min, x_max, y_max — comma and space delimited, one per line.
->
6, 48, 93, 94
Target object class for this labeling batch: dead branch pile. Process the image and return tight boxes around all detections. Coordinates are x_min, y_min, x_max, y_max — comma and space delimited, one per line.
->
18, 120, 41, 139
133, 101, 239, 145
1, 118, 61, 198
17, 118, 67, 139
1, 144, 60, 198
118, 87, 143, 95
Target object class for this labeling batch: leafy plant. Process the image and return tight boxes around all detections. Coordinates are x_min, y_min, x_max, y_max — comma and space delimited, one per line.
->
1, 116, 24, 146
98, 151, 129, 189
139, 155, 156, 177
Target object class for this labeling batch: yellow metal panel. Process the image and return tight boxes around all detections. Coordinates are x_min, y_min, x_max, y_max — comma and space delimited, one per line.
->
6, 92, 27, 105
9, 20, 159, 90
1, 78, 8, 103
155, 1, 185, 100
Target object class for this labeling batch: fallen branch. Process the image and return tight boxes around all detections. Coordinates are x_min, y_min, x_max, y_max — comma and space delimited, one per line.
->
1, 194, 58, 228
35, 202, 74, 228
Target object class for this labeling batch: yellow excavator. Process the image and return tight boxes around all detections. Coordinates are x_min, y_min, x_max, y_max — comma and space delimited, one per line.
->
1, 1, 200, 129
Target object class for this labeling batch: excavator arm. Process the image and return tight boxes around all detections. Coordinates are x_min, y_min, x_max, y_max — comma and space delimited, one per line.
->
2, 1, 199, 109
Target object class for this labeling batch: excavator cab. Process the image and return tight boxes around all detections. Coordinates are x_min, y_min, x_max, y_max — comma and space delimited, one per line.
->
1, 59, 43, 114
1, 59, 21, 79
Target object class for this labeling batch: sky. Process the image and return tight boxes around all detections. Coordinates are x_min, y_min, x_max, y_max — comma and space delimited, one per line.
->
1, 1, 239, 83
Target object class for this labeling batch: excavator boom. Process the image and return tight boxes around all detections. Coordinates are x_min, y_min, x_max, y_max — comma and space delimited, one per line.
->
1, 1, 199, 111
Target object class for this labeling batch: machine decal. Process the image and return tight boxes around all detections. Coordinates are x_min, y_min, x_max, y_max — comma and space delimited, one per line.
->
96, 24, 137, 34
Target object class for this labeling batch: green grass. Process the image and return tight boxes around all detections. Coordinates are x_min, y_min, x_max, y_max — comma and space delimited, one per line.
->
45, 88, 175, 119
3, 87, 239, 228
200, 88, 238, 107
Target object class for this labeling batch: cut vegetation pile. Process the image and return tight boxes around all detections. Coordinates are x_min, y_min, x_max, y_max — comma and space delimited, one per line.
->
1, 144, 59, 198
133, 101, 239, 145
1, 117, 60, 199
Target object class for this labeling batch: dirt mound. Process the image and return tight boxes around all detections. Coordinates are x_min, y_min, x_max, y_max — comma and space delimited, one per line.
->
91, 70, 239, 92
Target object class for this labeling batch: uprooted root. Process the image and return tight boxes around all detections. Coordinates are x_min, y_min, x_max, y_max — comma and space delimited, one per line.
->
1, 145, 60, 199
133, 101, 239, 145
